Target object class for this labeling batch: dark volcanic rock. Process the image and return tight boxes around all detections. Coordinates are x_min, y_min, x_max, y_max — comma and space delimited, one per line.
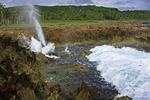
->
42, 44, 119, 100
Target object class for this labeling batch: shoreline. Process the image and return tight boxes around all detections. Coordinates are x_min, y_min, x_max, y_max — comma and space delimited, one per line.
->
1, 21, 150, 100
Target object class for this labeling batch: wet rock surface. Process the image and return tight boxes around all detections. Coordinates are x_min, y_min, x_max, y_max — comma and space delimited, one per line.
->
2, 21, 148, 99
42, 44, 118, 100
70, 82, 96, 100
0, 34, 119, 100
114, 96, 132, 100
0, 35, 49, 100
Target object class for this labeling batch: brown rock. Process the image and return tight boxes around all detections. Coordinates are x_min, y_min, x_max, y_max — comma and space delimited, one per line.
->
0, 35, 49, 100
70, 82, 96, 100
0, 82, 13, 100
114, 96, 132, 100
48, 84, 65, 100
17, 88, 36, 100
81, 50, 92, 56
38, 52, 45, 58
69, 64, 89, 72
49, 84, 61, 96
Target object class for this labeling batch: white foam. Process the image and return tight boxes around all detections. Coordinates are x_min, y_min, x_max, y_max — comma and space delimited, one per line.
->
24, 1, 55, 57
42, 42, 55, 55
30, 37, 55, 56
30, 37, 42, 53
87, 45, 150, 100
45, 55, 60, 59
65, 44, 70, 54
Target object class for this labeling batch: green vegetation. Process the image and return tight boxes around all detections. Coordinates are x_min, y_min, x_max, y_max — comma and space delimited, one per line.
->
0, 3, 11, 25
0, 34, 50, 100
41, 20, 99, 26
0, 20, 100, 28
37, 5, 150, 21
0, 3, 150, 26
0, 23, 31, 28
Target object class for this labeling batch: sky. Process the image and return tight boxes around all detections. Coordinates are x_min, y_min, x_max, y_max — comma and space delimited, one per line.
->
0, 0, 150, 11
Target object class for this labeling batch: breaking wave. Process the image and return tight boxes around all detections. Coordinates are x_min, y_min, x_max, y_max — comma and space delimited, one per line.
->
87, 45, 150, 100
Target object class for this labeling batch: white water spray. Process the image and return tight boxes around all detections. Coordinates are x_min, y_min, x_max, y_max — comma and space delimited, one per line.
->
23, 0, 55, 56
87, 45, 150, 100
26, 2, 46, 46
65, 44, 70, 54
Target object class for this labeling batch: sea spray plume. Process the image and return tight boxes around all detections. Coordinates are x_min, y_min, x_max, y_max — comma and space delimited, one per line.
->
30, 37, 42, 53
25, 2, 46, 46
22, 0, 55, 57
65, 43, 70, 54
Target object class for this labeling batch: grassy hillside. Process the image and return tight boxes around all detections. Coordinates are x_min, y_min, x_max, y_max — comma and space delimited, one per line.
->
0, 5, 150, 26
37, 5, 150, 20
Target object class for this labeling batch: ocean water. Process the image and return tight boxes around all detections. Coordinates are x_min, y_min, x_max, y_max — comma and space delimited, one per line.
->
87, 45, 150, 100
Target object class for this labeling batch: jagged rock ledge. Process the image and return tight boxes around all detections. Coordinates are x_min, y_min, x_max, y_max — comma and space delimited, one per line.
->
0, 34, 132, 100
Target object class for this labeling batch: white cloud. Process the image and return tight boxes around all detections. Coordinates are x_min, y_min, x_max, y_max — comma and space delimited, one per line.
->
92, 0, 142, 10
0, 0, 149, 10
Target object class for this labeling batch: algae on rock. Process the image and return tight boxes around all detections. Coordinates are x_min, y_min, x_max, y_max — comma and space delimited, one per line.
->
114, 96, 132, 100
70, 82, 96, 100
0, 34, 49, 100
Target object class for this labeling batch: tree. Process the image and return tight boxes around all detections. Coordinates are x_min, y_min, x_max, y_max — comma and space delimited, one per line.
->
3, 8, 11, 25
0, 3, 4, 25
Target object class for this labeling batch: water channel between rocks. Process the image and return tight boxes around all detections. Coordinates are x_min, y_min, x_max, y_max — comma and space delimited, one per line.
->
42, 44, 118, 100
